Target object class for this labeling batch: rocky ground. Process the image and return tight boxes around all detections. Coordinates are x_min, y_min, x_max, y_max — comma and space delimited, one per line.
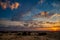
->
0, 31, 60, 40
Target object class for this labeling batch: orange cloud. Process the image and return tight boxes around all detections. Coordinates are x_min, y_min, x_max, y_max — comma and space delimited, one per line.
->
10, 2, 19, 10
10, 3, 15, 10
14, 2, 19, 9
41, 12, 48, 17
0, 2, 7, 9
0, 1, 20, 10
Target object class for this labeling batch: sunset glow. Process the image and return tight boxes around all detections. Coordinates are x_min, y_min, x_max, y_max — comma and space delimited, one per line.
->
0, 0, 60, 31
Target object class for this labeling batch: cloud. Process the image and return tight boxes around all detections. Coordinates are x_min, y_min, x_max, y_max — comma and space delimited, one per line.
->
49, 8, 60, 13
0, 2, 7, 9
0, 20, 26, 27
22, 11, 31, 17
33, 11, 49, 18
14, 2, 20, 9
0, 1, 20, 10
0, 19, 52, 27
38, 0, 44, 4
52, 3, 60, 8
10, 2, 20, 10
10, 3, 15, 10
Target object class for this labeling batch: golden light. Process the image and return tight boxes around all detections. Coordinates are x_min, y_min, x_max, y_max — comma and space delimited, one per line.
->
51, 27, 58, 31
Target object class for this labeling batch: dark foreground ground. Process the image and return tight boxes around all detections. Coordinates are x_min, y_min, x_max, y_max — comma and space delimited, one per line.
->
0, 31, 60, 40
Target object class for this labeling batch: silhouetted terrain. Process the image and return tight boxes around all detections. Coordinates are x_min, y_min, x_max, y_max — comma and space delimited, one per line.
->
0, 31, 60, 40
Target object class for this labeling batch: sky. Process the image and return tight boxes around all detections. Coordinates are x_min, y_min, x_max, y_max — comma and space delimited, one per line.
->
0, 0, 60, 21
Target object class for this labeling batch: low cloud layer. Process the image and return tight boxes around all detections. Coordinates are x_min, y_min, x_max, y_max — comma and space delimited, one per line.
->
0, 19, 60, 28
